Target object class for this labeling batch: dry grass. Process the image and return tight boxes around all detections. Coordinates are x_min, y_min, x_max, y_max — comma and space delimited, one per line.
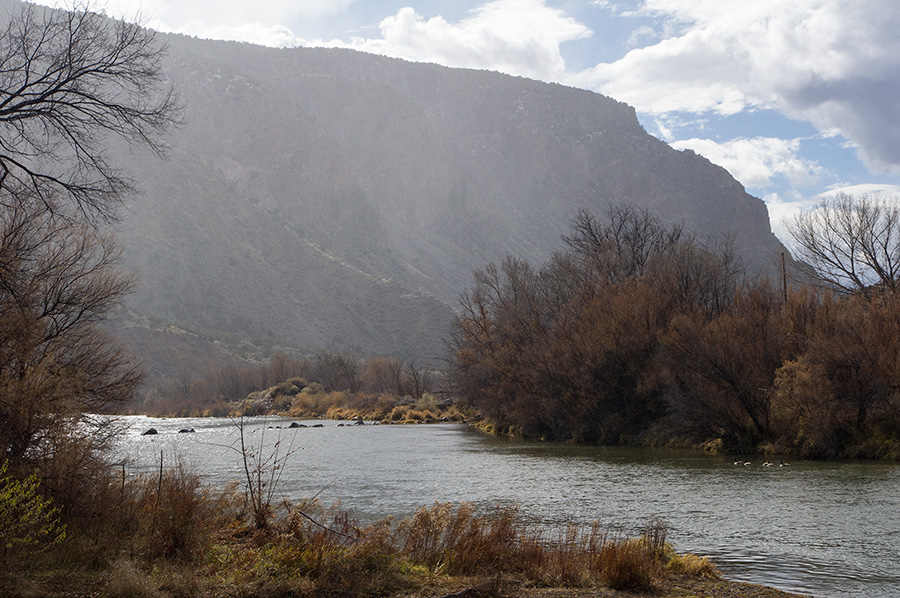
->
103, 558, 166, 598
383, 502, 675, 591
6, 462, 718, 598
666, 552, 720, 578
130, 464, 240, 561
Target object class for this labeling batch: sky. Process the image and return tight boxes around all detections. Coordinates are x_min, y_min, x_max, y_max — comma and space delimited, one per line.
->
39, 0, 900, 243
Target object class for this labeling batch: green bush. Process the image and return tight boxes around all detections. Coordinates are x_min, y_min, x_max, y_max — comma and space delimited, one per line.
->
0, 461, 66, 563
416, 392, 439, 411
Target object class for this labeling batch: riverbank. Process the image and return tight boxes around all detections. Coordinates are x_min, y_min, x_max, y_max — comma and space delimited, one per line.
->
4, 571, 812, 598
8, 551, 812, 598
3, 464, 812, 598
403, 575, 812, 598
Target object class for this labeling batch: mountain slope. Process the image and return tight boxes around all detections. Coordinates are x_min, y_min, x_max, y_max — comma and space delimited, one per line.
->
116, 35, 784, 365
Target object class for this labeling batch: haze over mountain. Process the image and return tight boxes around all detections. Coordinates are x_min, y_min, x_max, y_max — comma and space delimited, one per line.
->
114, 33, 786, 370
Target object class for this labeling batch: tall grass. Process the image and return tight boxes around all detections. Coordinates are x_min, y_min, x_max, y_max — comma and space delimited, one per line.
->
10, 464, 715, 597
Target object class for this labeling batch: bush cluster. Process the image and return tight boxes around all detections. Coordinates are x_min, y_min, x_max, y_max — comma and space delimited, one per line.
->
450, 207, 900, 458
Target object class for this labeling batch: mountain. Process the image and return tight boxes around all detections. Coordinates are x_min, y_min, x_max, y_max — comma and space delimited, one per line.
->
114, 34, 785, 370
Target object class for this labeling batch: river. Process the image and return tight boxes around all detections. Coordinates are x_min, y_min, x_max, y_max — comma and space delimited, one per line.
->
112, 415, 900, 598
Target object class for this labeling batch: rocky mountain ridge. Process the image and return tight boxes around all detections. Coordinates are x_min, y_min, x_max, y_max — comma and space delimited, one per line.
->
113, 34, 784, 371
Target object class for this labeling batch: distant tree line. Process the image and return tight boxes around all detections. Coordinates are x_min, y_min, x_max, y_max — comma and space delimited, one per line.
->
449, 203, 900, 459
138, 351, 441, 416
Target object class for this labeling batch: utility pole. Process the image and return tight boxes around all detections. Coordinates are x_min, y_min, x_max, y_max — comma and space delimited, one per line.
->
781, 251, 788, 303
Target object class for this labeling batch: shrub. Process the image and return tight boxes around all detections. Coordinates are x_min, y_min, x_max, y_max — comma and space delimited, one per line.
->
132, 464, 236, 562
416, 392, 439, 411
394, 502, 520, 575
666, 552, 719, 578
303, 382, 325, 395
286, 377, 309, 390
0, 461, 66, 566
595, 518, 667, 590
598, 537, 656, 590
388, 405, 409, 421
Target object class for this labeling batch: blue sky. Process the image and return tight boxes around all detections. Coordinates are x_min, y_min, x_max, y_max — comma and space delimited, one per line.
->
44, 0, 900, 243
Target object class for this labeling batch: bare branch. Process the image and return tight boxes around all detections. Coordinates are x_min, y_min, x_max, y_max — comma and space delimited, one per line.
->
0, 1, 181, 222
786, 192, 900, 294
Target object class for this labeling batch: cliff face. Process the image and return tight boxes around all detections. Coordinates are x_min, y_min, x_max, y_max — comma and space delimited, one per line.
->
116, 36, 783, 364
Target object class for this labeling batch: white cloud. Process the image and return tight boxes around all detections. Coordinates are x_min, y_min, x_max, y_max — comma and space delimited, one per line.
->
626, 25, 660, 47
671, 137, 823, 189
570, 0, 900, 172
35, 0, 353, 43
762, 192, 817, 245
178, 22, 306, 48
333, 1, 591, 81
819, 183, 900, 199
765, 184, 900, 246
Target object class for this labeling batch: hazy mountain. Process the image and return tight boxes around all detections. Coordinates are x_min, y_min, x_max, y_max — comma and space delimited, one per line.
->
114, 34, 785, 369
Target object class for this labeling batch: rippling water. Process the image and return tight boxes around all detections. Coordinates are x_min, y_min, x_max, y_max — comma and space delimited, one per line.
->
113, 415, 900, 598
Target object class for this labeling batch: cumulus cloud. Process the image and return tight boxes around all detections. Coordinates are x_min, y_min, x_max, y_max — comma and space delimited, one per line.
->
762, 192, 816, 245
570, 0, 900, 172
670, 136, 824, 190
335, 0, 591, 81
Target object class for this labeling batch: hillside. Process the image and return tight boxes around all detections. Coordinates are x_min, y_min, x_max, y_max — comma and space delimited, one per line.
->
113, 35, 785, 370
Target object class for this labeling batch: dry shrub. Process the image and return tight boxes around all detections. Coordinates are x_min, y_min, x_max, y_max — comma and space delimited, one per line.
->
402, 408, 432, 423
386, 504, 676, 590
103, 558, 164, 598
388, 405, 409, 421
290, 392, 319, 415
594, 519, 668, 591
597, 538, 656, 590
319, 391, 350, 412
310, 540, 407, 598
395, 502, 520, 575
666, 553, 719, 578
216, 498, 409, 598
132, 464, 237, 562
325, 405, 355, 421
370, 394, 398, 420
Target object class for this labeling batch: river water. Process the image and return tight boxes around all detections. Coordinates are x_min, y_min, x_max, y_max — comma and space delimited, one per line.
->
112, 415, 900, 598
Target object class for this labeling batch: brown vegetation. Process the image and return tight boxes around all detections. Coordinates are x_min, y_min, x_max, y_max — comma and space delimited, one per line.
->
1, 461, 743, 598
133, 349, 468, 426
449, 205, 900, 458
0, 0, 180, 519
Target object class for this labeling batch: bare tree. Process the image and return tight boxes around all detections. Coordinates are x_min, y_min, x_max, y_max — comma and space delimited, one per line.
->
0, 1, 180, 222
563, 205, 685, 283
0, 1, 179, 495
405, 360, 435, 399
311, 351, 362, 392
0, 204, 143, 467
786, 192, 900, 294
362, 356, 405, 395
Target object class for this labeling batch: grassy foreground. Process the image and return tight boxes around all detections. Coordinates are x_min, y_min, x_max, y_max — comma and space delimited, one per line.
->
1, 465, 810, 598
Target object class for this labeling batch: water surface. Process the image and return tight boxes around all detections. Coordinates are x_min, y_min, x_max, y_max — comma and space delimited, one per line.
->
113, 416, 900, 598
